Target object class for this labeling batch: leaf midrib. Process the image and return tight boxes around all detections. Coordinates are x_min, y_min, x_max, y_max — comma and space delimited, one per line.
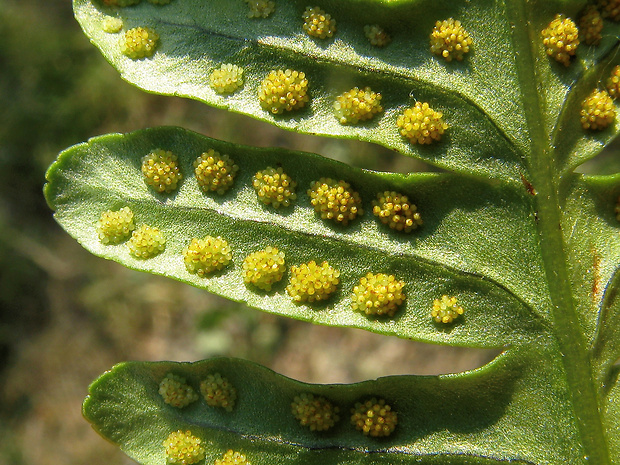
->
507, 1, 611, 463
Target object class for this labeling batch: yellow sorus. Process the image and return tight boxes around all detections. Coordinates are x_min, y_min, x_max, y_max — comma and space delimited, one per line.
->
245, 0, 275, 18
287, 260, 340, 303
431, 295, 464, 324
200, 373, 237, 411
210, 64, 244, 95
579, 5, 604, 46
541, 14, 579, 66
302, 6, 336, 39
580, 89, 616, 130
291, 393, 340, 431
141, 149, 182, 193
253, 167, 297, 208
120, 27, 159, 59
163, 430, 205, 465
350, 398, 397, 438
158, 373, 199, 408
364, 24, 391, 47
215, 450, 251, 465
194, 149, 239, 195
183, 236, 232, 277
308, 178, 363, 225
333, 87, 383, 125
102, 17, 123, 33
258, 69, 309, 114
397, 102, 448, 145
430, 18, 472, 62
606, 65, 620, 98
372, 191, 423, 232
351, 273, 406, 317
127, 224, 166, 258
242, 247, 286, 291
97, 207, 135, 244
599, 0, 620, 21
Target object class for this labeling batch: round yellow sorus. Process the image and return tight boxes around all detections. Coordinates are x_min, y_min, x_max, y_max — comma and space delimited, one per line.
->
142, 149, 182, 193
364, 24, 391, 47
372, 191, 423, 232
127, 224, 166, 258
599, 0, 620, 21
579, 5, 603, 46
430, 18, 472, 62
350, 398, 397, 437
397, 102, 448, 145
102, 17, 123, 33
351, 273, 405, 317
334, 87, 383, 125
245, 0, 275, 18
302, 6, 336, 39
97, 207, 135, 244
183, 236, 232, 277
242, 247, 286, 291
287, 260, 340, 303
159, 373, 199, 408
541, 14, 579, 66
215, 450, 251, 465
308, 178, 363, 225
580, 89, 616, 130
163, 430, 205, 465
200, 373, 237, 411
607, 65, 620, 98
120, 26, 159, 59
194, 149, 239, 195
291, 393, 340, 431
253, 167, 297, 208
431, 295, 464, 324
258, 69, 309, 114
210, 64, 244, 95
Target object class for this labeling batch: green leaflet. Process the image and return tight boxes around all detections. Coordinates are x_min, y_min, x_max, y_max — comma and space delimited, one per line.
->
83, 345, 584, 465
73, 0, 620, 183
45, 0, 620, 463
44, 127, 545, 347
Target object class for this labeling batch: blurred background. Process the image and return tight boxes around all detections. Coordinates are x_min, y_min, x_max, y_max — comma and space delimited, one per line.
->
2, 1, 617, 464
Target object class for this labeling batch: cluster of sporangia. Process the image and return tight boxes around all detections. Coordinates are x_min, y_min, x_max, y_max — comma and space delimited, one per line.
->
96, 147, 462, 321
159, 372, 397, 464
541, 2, 620, 130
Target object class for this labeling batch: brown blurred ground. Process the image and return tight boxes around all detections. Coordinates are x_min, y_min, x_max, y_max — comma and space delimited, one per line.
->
0, 1, 565, 463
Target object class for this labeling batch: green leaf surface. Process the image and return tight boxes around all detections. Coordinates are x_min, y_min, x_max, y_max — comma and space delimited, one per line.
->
45, 127, 546, 348
73, 0, 620, 182
83, 344, 584, 465
46, 0, 620, 463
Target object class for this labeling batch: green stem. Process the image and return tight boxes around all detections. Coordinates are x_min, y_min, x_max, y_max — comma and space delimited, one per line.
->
533, 167, 610, 464
507, 1, 610, 463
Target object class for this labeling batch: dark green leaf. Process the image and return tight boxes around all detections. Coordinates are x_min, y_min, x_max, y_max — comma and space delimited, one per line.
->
83, 345, 584, 465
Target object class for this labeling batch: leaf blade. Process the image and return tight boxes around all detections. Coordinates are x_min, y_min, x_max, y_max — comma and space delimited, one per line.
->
83, 347, 583, 465
45, 127, 547, 347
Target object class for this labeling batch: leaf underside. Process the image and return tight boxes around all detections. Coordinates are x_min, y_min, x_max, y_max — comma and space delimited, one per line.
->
45, 0, 620, 463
